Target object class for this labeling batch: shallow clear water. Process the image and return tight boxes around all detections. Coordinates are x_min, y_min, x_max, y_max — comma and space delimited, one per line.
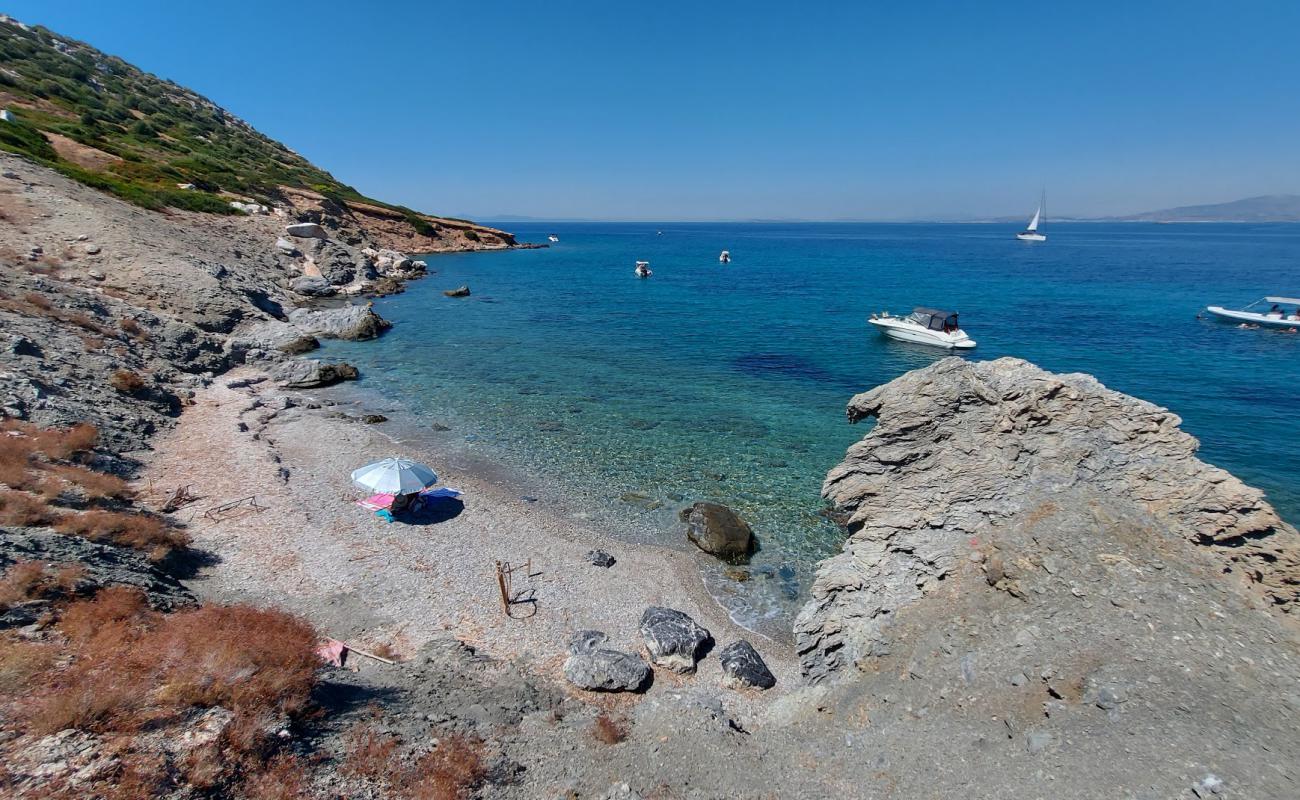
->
321, 222, 1300, 629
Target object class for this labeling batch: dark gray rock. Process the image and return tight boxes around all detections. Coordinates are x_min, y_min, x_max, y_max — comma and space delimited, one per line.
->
0, 527, 196, 622
286, 305, 390, 341
567, 629, 608, 656
444, 285, 471, 297
639, 606, 712, 674
564, 648, 651, 692
586, 549, 616, 568
290, 276, 335, 297
718, 640, 776, 689
7, 336, 42, 358
360, 414, 388, 424
272, 359, 359, 389
680, 502, 754, 561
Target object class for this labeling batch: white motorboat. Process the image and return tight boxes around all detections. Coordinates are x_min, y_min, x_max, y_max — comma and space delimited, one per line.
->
1016, 192, 1047, 242
634, 260, 652, 278
547, 234, 559, 243
719, 250, 731, 263
869, 308, 976, 349
1205, 296, 1300, 328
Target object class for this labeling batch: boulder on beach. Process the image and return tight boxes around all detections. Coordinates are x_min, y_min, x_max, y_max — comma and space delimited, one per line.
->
284, 222, 326, 239
586, 549, 616, 568
564, 630, 651, 692
444, 285, 471, 297
680, 502, 754, 561
289, 276, 335, 297
639, 606, 712, 674
718, 640, 776, 690
272, 359, 358, 389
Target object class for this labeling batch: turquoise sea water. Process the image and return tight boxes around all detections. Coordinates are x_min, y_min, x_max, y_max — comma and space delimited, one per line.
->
321, 222, 1300, 630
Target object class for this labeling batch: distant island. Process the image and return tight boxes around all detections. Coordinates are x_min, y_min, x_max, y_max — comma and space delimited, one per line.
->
1101, 194, 1300, 223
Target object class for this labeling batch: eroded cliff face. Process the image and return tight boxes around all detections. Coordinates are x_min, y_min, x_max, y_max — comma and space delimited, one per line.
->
796, 357, 1300, 683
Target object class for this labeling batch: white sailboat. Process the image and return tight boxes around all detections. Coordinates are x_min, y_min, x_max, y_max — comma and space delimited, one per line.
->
1016, 193, 1047, 242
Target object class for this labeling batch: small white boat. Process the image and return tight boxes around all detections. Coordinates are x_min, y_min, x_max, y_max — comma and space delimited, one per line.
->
1205, 296, 1300, 328
1016, 192, 1047, 242
719, 250, 731, 263
634, 260, 652, 278
869, 308, 976, 349
547, 234, 559, 243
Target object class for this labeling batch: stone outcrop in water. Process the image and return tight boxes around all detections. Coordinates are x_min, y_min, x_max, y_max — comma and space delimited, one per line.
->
680, 502, 754, 561
796, 357, 1300, 683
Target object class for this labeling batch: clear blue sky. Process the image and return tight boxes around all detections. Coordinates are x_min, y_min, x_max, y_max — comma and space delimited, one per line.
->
6, 1, 1299, 220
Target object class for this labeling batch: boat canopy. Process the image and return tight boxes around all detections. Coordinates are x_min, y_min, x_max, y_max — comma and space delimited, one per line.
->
1263, 296, 1300, 305
909, 307, 959, 331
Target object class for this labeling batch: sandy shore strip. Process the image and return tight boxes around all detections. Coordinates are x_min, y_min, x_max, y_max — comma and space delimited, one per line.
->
141, 369, 797, 707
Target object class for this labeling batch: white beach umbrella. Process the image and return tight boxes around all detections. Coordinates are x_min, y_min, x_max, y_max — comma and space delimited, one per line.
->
350, 457, 438, 495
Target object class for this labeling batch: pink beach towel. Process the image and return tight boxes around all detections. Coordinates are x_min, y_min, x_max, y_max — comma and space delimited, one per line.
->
355, 493, 396, 511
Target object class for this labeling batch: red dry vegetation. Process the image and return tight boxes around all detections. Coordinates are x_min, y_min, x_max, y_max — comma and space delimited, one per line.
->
0, 489, 65, 527
590, 712, 629, 745
0, 420, 99, 460
47, 462, 133, 500
400, 734, 487, 800
1, 589, 321, 797
0, 560, 85, 611
108, 369, 148, 394
55, 509, 188, 561
343, 723, 401, 779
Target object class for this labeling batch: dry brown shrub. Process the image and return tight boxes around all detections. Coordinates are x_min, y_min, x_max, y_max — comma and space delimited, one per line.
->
148, 604, 318, 718
0, 489, 64, 527
57, 585, 150, 647
118, 317, 146, 338
0, 636, 59, 695
22, 261, 61, 276
55, 509, 188, 560
399, 734, 486, 800
79, 333, 106, 351
49, 463, 132, 500
0, 434, 37, 488
108, 369, 147, 394
53, 423, 99, 458
590, 712, 628, 745
2, 420, 99, 460
26, 591, 319, 738
241, 753, 310, 800
0, 560, 47, 610
23, 291, 52, 310
343, 724, 401, 778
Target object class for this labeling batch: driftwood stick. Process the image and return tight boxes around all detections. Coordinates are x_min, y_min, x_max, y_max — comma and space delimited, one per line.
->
343, 643, 395, 665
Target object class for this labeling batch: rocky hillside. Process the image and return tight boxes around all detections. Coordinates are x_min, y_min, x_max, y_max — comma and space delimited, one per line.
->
0, 147, 517, 460
0, 13, 498, 241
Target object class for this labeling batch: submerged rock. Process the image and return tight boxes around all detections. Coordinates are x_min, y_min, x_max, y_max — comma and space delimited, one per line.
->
639, 606, 712, 674
680, 502, 754, 561
444, 285, 471, 297
718, 640, 776, 690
